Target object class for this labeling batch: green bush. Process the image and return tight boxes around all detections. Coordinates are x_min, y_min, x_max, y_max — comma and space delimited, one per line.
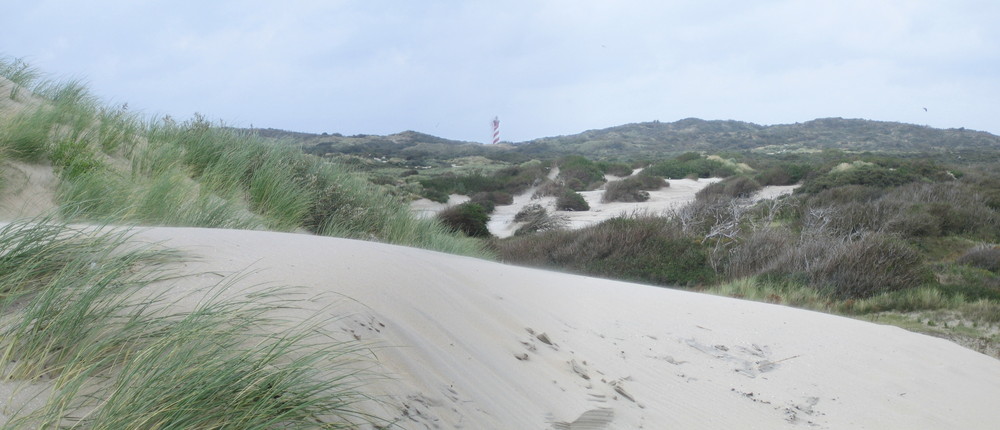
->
602, 175, 667, 203
754, 162, 811, 186
644, 154, 737, 179
557, 155, 605, 191
695, 176, 761, 201
417, 161, 548, 197
436, 202, 492, 238
798, 161, 942, 194
597, 161, 633, 177
556, 190, 590, 211
420, 187, 450, 204
470, 191, 514, 213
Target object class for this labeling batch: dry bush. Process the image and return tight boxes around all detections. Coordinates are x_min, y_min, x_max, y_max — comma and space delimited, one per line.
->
513, 204, 567, 236
724, 227, 795, 279
810, 233, 931, 298
754, 231, 930, 300
532, 179, 564, 199
822, 200, 901, 236
885, 209, 942, 237
885, 182, 1000, 239
671, 197, 749, 239
956, 245, 1000, 273
696, 176, 762, 201
602, 175, 667, 203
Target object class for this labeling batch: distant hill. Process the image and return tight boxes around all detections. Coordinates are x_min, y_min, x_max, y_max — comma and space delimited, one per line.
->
256, 118, 1000, 162
518, 117, 1000, 158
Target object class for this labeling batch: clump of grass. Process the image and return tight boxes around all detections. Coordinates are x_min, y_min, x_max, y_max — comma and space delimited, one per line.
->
18, 290, 375, 429
57, 167, 263, 230
0, 56, 42, 99
703, 278, 827, 310
0, 219, 179, 381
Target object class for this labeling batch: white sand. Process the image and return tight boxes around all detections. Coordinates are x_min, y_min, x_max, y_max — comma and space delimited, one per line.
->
56, 227, 993, 429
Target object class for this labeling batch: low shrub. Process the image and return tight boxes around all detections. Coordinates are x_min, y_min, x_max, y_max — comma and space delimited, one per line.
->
812, 233, 931, 298
420, 187, 450, 204
597, 161, 633, 177
956, 245, 1000, 273
602, 175, 667, 203
496, 215, 715, 286
556, 190, 590, 211
645, 154, 737, 179
798, 163, 929, 194
437, 202, 492, 238
695, 176, 761, 201
470, 191, 514, 213
532, 179, 565, 198
513, 203, 566, 235
754, 162, 811, 186
557, 155, 605, 191
724, 227, 795, 279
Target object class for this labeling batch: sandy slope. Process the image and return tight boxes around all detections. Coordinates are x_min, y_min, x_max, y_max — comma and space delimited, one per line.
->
79, 227, 999, 429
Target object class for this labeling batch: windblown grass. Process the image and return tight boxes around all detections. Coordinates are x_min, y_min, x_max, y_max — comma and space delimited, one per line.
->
0, 57, 488, 257
0, 57, 42, 99
0, 218, 179, 381
0, 219, 377, 428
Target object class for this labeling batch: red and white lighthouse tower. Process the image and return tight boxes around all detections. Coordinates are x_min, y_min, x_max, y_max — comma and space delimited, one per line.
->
491, 116, 500, 144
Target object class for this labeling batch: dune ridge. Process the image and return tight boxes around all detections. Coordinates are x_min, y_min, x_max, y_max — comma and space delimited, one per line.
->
118, 226, 1000, 429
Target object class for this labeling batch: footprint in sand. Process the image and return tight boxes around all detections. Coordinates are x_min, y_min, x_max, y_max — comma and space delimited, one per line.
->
549, 408, 614, 430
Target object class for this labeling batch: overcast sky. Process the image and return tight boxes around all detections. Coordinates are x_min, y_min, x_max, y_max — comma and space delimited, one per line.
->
4, 1, 998, 143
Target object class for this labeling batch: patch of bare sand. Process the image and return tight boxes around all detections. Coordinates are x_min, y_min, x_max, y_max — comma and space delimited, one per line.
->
3, 227, 986, 429
0, 161, 59, 221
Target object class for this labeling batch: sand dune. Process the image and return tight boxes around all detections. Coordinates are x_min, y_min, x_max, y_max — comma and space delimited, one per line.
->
108, 227, 1000, 429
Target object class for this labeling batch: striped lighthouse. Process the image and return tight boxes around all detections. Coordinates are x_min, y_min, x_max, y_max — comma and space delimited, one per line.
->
491, 116, 500, 145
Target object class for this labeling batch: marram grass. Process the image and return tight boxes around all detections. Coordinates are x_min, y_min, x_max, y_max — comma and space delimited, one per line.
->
0, 220, 379, 429
1, 56, 488, 257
